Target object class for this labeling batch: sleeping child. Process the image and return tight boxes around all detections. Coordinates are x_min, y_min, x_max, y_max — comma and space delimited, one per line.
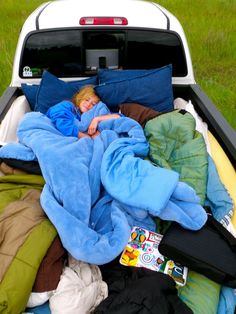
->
46, 85, 121, 139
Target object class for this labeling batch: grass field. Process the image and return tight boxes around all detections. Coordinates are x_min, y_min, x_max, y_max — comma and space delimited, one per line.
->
156, 0, 236, 130
0, 0, 45, 89
0, 0, 235, 130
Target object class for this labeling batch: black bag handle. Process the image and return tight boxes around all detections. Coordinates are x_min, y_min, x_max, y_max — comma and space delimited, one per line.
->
207, 214, 236, 253
205, 215, 236, 287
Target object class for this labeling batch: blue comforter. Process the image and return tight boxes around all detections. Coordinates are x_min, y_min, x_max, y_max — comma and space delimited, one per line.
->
0, 106, 207, 264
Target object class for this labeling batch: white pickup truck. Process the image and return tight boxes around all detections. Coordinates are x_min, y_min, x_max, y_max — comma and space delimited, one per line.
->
0, 0, 235, 165
0, 0, 235, 313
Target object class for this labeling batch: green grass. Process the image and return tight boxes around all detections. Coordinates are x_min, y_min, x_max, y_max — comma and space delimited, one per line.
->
156, 0, 236, 130
0, 0, 45, 91
0, 0, 235, 130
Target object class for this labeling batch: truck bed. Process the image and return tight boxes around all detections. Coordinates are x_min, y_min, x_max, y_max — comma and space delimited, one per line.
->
1, 84, 235, 167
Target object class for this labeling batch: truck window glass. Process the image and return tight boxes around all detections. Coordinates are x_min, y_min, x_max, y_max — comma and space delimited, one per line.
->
20, 30, 82, 78
126, 30, 187, 76
20, 29, 187, 78
83, 32, 125, 73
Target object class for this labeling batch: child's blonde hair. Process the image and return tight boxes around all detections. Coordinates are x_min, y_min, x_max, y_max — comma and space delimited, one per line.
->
72, 85, 100, 108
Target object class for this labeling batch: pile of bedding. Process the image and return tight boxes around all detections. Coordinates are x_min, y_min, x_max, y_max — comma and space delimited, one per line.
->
0, 68, 235, 314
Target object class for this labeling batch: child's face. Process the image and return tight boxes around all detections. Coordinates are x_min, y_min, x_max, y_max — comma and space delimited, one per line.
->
79, 96, 99, 113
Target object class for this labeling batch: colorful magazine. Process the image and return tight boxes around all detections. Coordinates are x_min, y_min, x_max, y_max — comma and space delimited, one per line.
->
119, 226, 188, 286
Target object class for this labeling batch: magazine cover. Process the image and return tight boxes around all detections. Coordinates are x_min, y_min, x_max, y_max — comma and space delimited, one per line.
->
120, 226, 188, 286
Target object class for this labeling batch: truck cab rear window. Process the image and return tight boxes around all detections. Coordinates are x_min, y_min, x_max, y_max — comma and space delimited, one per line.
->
20, 29, 187, 78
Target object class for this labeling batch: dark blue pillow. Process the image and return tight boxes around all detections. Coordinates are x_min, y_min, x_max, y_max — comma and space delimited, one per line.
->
21, 84, 39, 111
98, 68, 158, 84
95, 65, 173, 112
34, 71, 98, 114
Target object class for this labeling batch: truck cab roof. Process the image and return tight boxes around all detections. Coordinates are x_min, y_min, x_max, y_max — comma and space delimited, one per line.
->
24, 0, 176, 30
12, 0, 195, 86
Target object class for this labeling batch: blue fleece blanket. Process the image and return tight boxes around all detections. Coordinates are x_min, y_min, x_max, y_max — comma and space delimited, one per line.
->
0, 106, 207, 264
74, 100, 111, 132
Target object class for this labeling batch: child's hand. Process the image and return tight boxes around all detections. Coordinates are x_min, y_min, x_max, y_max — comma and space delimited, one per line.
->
78, 131, 91, 139
88, 117, 98, 135
91, 130, 101, 138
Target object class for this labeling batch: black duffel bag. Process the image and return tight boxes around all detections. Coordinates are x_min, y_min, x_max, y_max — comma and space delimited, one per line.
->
159, 214, 236, 287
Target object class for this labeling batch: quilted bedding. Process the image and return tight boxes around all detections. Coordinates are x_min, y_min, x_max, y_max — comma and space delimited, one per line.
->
0, 174, 57, 313
0, 103, 232, 313
0, 105, 207, 266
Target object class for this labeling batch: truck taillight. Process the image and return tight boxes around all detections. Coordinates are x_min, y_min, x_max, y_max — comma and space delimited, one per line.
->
79, 17, 128, 25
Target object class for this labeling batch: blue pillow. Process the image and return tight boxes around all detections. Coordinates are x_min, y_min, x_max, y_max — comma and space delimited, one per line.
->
34, 71, 98, 114
98, 68, 158, 84
95, 65, 173, 112
21, 83, 39, 111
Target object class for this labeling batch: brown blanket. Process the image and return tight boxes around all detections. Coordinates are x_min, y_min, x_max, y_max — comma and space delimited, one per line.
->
32, 235, 67, 292
0, 189, 45, 281
119, 103, 161, 128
